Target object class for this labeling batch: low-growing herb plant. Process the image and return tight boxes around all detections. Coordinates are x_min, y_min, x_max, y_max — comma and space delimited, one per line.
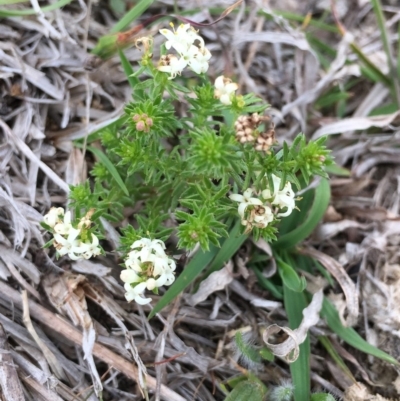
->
42, 20, 380, 401
40, 12, 400, 400
43, 22, 331, 305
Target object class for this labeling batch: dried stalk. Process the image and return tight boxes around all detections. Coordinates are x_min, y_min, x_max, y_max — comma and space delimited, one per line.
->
0, 281, 186, 401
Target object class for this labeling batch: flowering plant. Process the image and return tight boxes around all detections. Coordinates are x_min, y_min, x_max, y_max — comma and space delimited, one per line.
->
42, 207, 102, 260
43, 22, 332, 304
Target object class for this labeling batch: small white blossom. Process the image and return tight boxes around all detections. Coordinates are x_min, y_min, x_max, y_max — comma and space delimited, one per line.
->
43, 207, 64, 228
159, 23, 204, 54
262, 175, 296, 217
123, 281, 152, 305
54, 210, 74, 236
229, 188, 263, 218
53, 228, 85, 260
43, 208, 102, 261
80, 234, 102, 259
158, 23, 211, 79
214, 75, 239, 105
121, 237, 176, 305
253, 205, 274, 228
187, 46, 211, 74
131, 238, 166, 256
158, 54, 188, 79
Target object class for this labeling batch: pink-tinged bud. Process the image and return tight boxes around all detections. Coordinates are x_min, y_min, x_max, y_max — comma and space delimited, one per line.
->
142, 113, 148, 119
136, 121, 145, 131
132, 114, 141, 122
145, 118, 153, 127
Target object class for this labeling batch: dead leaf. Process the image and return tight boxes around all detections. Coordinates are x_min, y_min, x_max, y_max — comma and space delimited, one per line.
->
263, 290, 323, 362
300, 248, 359, 327
187, 261, 234, 306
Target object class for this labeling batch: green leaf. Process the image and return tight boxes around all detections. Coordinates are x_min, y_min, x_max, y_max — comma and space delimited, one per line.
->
251, 267, 283, 300
370, 0, 400, 106
43, 239, 54, 249
311, 393, 336, 401
277, 255, 307, 292
235, 332, 261, 363
318, 336, 356, 383
111, 0, 155, 33
224, 379, 267, 401
273, 178, 330, 250
283, 285, 310, 401
259, 347, 274, 362
205, 219, 248, 276
118, 50, 139, 90
85, 145, 129, 196
148, 245, 219, 319
322, 298, 398, 365
0, 0, 72, 16
324, 163, 350, 177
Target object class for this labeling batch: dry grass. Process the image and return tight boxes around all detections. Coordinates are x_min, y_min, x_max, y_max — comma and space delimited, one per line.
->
1, 0, 400, 400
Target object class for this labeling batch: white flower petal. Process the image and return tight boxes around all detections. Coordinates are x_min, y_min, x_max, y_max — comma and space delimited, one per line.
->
134, 294, 152, 305
120, 269, 140, 284
229, 194, 245, 202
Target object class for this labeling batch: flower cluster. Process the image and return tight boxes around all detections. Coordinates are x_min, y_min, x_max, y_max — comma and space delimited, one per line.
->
132, 113, 153, 132
120, 238, 176, 305
229, 175, 296, 232
234, 113, 276, 152
43, 207, 102, 260
158, 23, 211, 79
214, 75, 238, 105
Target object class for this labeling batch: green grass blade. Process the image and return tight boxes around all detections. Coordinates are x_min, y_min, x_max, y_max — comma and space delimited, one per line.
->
150, 220, 247, 318
118, 50, 139, 90
311, 394, 336, 401
267, 10, 339, 33
370, 0, 400, 106
85, 145, 129, 196
318, 335, 356, 383
0, 0, 28, 5
148, 245, 219, 319
111, 0, 154, 33
398, 22, 400, 81
276, 254, 307, 292
350, 42, 391, 87
283, 284, 310, 401
273, 178, 330, 250
0, 0, 72, 16
205, 219, 248, 276
251, 267, 283, 299
322, 298, 398, 365
324, 163, 350, 177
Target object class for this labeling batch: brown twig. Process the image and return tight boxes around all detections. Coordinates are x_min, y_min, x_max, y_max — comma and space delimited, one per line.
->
0, 282, 186, 401
0, 324, 25, 401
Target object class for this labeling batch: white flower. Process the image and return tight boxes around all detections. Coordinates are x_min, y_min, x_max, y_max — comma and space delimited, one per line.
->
262, 175, 296, 217
123, 282, 152, 305
53, 228, 85, 260
54, 211, 74, 236
159, 23, 204, 54
158, 23, 210, 78
80, 234, 102, 259
158, 54, 188, 79
121, 273, 173, 305
43, 207, 64, 228
187, 46, 211, 74
229, 188, 263, 218
253, 205, 274, 228
121, 237, 176, 305
214, 76, 239, 105
131, 238, 166, 256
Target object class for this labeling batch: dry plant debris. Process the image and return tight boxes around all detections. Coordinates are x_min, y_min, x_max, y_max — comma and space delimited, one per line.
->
1, 0, 400, 400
